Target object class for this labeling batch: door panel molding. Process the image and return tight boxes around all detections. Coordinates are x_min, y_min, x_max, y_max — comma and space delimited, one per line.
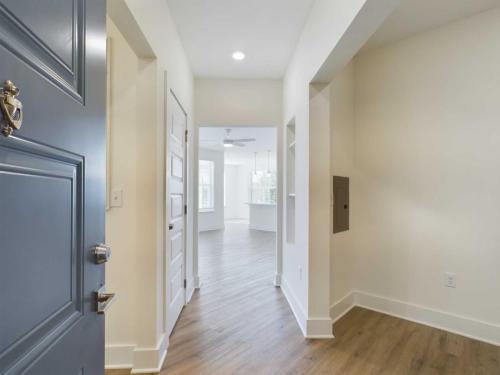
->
0, 136, 84, 373
0, 0, 86, 102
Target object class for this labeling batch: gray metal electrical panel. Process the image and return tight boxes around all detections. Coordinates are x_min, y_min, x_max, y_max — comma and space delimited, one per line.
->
333, 176, 349, 233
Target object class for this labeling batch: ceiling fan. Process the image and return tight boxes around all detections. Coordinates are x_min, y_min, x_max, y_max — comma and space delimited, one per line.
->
223, 129, 255, 148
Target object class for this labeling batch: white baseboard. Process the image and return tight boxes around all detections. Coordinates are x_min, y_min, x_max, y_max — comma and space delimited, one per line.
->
186, 277, 196, 303
280, 276, 307, 336
306, 317, 334, 339
194, 275, 201, 289
330, 292, 356, 324
248, 225, 276, 232
280, 277, 334, 338
106, 334, 169, 374
273, 273, 281, 287
198, 224, 225, 232
330, 291, 500, 346
105, 345, 134, 370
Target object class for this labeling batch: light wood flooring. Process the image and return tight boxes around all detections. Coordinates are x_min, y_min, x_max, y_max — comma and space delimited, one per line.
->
107, 222, 500, 375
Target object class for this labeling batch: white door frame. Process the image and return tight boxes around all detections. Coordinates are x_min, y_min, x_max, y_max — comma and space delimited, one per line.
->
193, 124, 283, 288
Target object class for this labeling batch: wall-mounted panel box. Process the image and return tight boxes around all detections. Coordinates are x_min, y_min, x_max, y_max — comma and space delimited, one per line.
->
333, 176, 349, 233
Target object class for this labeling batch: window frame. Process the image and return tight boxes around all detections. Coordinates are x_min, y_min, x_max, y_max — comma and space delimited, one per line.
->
198, 159, 215, 212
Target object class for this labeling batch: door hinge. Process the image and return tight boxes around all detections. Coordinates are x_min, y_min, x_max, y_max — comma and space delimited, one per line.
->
185, 129, 188, 143
183, 279, 187, 289
184, 204, 187, 215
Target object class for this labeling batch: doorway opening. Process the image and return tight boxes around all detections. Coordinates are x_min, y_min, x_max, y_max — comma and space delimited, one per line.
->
197, 126, 278, 288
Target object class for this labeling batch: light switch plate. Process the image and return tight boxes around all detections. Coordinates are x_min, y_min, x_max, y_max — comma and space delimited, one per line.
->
444, 272, 456, 288
111, 189, 123, 208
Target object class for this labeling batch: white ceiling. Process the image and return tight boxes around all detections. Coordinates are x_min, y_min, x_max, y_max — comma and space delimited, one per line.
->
166, 0, 315, 78
362, 0, 500, 52
199, 127, 276, 167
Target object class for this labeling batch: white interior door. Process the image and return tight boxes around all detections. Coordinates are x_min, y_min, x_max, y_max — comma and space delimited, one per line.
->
167, 90, 187, 335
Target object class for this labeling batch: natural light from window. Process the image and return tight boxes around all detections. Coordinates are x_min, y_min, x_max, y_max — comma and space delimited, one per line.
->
199, 160, 215, 211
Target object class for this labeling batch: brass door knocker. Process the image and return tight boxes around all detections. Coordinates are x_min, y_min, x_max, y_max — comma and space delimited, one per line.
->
0, 80, 23, 137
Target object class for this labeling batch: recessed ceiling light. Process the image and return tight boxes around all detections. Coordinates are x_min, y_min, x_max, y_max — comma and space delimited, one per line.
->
232, 51, 245, 61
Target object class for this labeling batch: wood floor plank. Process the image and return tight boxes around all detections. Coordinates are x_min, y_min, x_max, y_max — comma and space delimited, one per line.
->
107, 222, 500, 375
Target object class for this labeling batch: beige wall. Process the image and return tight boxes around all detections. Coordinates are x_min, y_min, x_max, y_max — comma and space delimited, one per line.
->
328, 8, 500, 343
195, 78, 282, 127
106, 18, 140, 348
106, 16, 160, 368
105, 0, 195, 371
354, 8, 500, 324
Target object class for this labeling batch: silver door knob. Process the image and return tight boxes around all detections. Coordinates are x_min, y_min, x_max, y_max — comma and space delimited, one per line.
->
92, 244, 111, 264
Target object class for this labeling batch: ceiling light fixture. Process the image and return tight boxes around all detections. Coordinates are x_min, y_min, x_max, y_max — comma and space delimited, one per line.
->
232, 51, 245, 61
224, 143, 233, 148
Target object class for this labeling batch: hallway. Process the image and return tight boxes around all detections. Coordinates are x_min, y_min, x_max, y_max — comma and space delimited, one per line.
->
163, 222, 296, 374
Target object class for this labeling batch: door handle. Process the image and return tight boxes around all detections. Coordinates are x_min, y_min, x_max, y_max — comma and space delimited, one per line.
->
95, 287, 116, 314
169, 224, 174, 230
91, 243, 111, 264
0, 80, 23, 137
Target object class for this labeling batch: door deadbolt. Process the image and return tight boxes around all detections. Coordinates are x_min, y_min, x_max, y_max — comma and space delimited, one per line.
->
92, 244, 111, 264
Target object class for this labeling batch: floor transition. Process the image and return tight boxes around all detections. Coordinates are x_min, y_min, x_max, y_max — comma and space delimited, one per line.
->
107, 222, 500, 374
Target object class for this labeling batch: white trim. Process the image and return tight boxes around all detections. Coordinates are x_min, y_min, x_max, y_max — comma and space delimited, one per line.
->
186, 277, 196, 303
105, 345, 135, 370
248, 225, 276, 232
305, 318, 334, 339
106, 334, 169, 374
194, 275, 201, 289
131, 333, 169, 374
198, 224, 225, 232
329, 291, 500, 346
273, 273, 282, 287
281, 277, 334, 338
280, 276, 307, 336
330, 292, 356, 324
198, 208, 215, 213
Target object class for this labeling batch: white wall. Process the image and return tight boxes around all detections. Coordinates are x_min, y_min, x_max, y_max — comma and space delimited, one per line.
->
105, 0, 194, 371
281, 0, 400, 337
308, 84, 332, 336
195, 79, 282, 126
328, 8, 500, 344
198, 148, 225, 231
329, 62, 356, 312
351, 8, 500, 341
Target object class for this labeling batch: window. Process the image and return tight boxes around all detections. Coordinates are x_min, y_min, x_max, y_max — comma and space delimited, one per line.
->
250, 171, 277, 205
199, 160, 214, 211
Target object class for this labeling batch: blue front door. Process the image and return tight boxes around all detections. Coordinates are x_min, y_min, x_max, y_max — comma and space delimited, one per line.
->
0, 1, 106, 374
